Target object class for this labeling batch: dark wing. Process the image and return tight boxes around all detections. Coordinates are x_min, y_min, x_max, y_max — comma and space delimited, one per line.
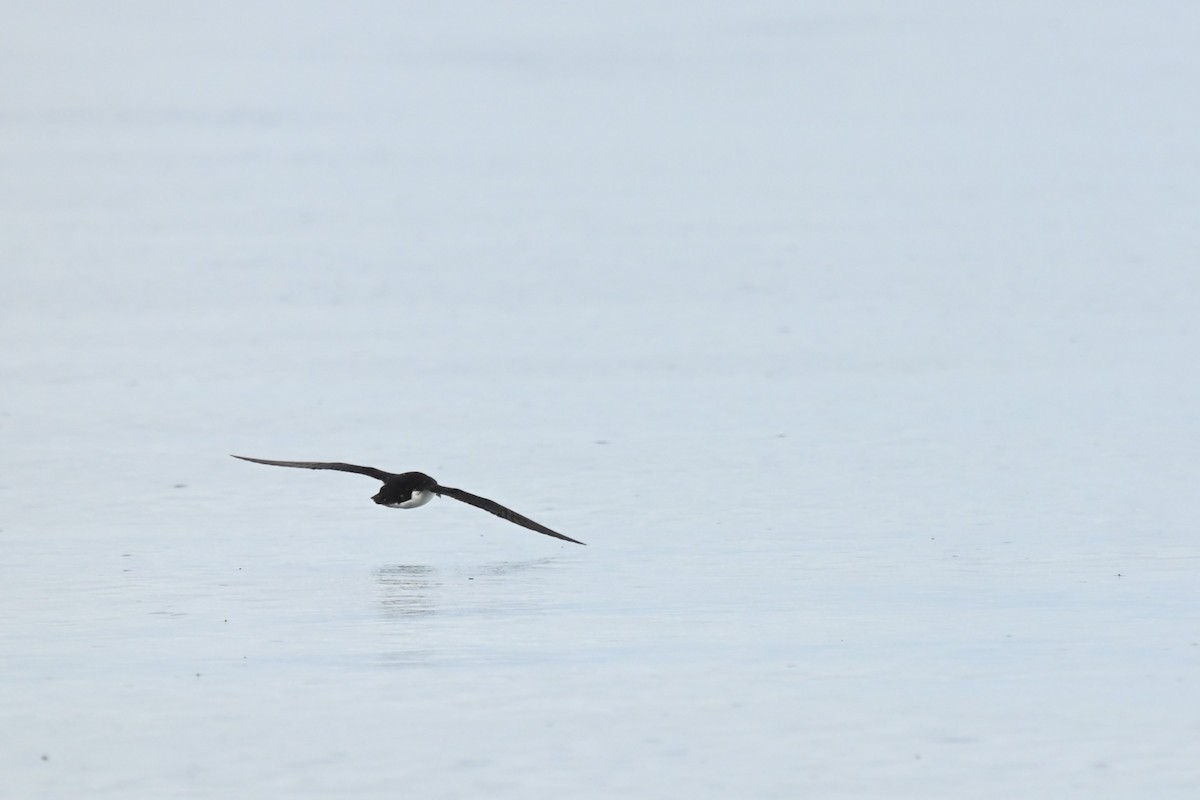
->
231, 455, 395, 481
434, 485, 585, 545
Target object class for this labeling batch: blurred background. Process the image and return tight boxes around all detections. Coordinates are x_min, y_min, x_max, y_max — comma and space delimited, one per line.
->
2, 2, 1199, 797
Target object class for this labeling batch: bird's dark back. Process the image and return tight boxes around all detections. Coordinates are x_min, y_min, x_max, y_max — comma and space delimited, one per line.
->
372, 472, 437, 505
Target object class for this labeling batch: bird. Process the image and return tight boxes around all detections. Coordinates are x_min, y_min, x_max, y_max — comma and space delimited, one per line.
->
232, 455, 584, 545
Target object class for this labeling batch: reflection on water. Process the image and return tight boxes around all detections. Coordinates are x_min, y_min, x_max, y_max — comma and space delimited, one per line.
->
374, 558, 564, 667
375, 558, 561, 618
376, 564, 438, 619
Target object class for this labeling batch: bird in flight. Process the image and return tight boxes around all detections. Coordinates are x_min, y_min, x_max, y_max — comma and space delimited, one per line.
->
232, 455, 584, 545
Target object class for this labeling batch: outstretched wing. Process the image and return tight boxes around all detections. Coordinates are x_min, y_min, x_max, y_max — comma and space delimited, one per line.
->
232, 455, 394, 481
434, 485, 585, 545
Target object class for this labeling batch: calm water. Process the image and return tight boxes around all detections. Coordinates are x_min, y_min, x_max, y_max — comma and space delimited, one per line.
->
3, 2, 1199, 797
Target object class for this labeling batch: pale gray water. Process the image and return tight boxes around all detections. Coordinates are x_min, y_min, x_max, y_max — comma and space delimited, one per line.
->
3, 2, 1199, 797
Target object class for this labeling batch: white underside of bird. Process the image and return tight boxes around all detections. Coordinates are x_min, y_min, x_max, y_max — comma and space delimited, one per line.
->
385, 490, 434, 509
